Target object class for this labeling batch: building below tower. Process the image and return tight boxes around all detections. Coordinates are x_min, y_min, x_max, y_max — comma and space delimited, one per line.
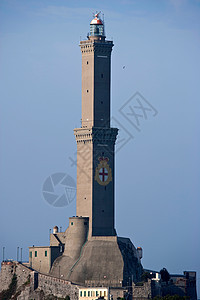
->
28, 216, 143, 287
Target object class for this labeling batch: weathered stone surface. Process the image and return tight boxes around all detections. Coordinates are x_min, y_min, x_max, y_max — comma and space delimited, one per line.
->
0, 261, 14, 292
0, 261, 31, 293
0, 261, 78, 300
132, 280, 152, 299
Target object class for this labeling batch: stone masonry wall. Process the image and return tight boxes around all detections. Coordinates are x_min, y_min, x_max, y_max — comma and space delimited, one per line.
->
132, 280, 152, 300
37, 273, 79, 299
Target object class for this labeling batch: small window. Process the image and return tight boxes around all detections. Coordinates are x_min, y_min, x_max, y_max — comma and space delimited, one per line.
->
80, 291, 82, 297
87, 90, 89, 93
101, 73, 103, 78
104, 291, 106, 296
87, 61, 89, 65
96, 291, 98, 297
29, 251, 32, 258
71, 222, 73, 225
45, 251, 47, 257
84, 291, 86, 297
88, 291, 90, 297
35, 251, 37, 257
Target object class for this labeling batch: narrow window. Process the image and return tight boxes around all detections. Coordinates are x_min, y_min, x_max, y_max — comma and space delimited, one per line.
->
87, 90, 89, 93
84, 291, 86, 297
88, 291, 90, 297
96, 291, 98, 297
29, 251, 32, 258
45, 251, 47, 257
35, 251, 37, 257
71, 222, 73, 225
80, 291, 82, 297
87, 61, 89, 64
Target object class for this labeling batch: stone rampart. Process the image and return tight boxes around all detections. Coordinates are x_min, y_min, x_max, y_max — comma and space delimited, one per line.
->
37, 273, 79, 299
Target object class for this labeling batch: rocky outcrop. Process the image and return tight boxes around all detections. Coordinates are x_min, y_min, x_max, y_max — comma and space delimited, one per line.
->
0, 261, 78, 300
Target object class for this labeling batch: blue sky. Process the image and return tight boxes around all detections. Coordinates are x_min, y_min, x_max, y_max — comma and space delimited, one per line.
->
0, 0, 200, 295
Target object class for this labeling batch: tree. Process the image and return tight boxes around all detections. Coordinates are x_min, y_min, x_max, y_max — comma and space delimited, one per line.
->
160, 268, 170, 283
141, 272, 153, 282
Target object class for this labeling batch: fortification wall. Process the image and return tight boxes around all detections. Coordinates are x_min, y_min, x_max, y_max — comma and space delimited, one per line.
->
37, 273, 79, 299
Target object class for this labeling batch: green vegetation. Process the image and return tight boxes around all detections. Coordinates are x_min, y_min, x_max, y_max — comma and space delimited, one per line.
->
160, 268, 170, 283
135, 281, 144, 286
24, 274, 31, 286
153, 295, 189, 300
142, 271, 153, 282
0, 273, 17, 299
0, 272, 32, 300
135, 271, 153, 285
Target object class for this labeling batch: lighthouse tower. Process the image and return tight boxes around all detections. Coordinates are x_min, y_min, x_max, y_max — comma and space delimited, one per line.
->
50, 13, 143, 286
74, 12, 118, 237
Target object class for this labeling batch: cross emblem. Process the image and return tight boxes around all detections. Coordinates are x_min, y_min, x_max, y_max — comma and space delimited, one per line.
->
95, 156, 112, 186
99, 168, 108, 182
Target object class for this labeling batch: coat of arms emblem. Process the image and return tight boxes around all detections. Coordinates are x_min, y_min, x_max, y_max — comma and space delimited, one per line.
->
95, 157, 112, 186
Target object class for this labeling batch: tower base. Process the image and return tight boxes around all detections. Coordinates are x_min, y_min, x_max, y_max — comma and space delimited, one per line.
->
50, 220, 143, 286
